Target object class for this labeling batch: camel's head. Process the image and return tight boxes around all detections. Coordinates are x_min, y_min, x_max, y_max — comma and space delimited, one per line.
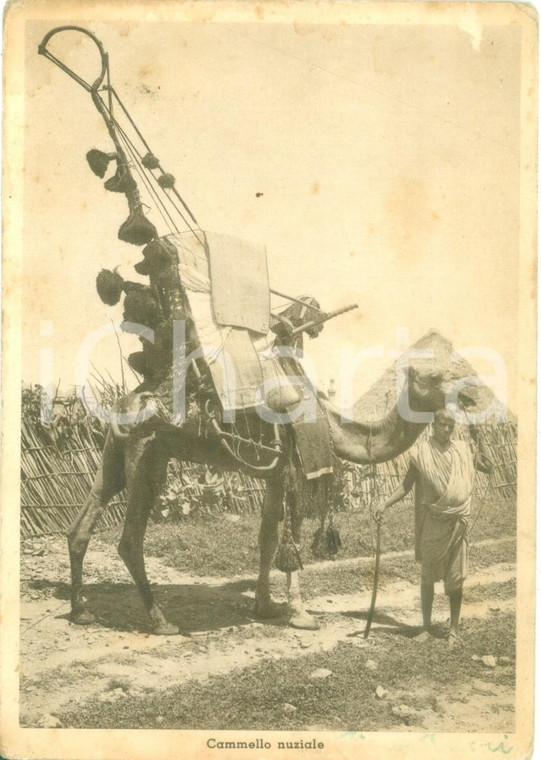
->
404, 347, 493, 422
405, 361, 449, 414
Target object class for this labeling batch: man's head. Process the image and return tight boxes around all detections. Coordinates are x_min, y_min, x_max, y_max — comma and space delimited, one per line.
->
279, 296, 324, 339
432, 408, 456, 445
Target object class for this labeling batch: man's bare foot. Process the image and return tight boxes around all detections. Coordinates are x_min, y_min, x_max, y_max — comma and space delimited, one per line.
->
414, 629, 432, 642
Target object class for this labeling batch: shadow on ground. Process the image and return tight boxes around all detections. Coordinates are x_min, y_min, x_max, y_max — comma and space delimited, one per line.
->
338, 609, 448, 640
25, 578, 288, 634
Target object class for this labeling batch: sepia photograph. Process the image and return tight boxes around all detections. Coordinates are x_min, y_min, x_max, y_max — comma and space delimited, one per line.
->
1, 2, 536, 759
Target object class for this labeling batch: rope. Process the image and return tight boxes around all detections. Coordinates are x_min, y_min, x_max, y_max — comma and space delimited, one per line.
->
107, 86, 153, 153
105, 59, 114, 122
107, 87, 200, 227
119, 123, 203, 242
40, 30, 201, 236
113, 119, 180, 232
96, 88, 203, 241
115, 122, 190, 234
116, 126, 179, 234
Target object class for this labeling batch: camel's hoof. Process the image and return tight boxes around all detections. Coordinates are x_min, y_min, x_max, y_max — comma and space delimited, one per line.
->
288, 613, 320, 630
254, 599, 285, 620
153, 621, 180, 636
70, 608, 97, 625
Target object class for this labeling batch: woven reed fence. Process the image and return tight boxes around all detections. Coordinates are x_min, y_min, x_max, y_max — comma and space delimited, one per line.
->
341, 421, 518, 512
20, 388, 517, 537
21, 417, 127, 536
20, 416, 266, 537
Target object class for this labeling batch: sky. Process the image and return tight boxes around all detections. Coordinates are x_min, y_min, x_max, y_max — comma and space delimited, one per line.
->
23, 18, 521, 411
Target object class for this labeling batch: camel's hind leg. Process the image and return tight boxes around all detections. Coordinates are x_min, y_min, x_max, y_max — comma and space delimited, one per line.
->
255, 478, 320, 628
255, 477, 283, 619
117, 435, 177, 635
287, 512, 319, 630
68, 432, 125, 624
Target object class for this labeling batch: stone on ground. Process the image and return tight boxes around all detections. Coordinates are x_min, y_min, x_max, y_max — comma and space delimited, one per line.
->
310, 668, 333, 680
282, 703, 297, 714
391, 704, 418, 724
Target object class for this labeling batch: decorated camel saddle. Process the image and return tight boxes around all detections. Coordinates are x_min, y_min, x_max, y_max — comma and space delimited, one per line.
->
39, 26, 356, 480
97, 228, 347, 485
98, 230, 337, 414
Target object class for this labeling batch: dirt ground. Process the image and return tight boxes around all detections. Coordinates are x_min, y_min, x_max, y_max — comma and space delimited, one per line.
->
20, 532, 515, 731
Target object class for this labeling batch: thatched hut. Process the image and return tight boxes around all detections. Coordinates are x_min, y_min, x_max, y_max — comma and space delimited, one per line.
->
354, 330, 512, 425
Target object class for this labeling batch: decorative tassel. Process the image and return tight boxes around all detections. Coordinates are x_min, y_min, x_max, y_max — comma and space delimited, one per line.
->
325, 514, 342, 556
118, 207, 157, 246
310, 526, 325, 557
86, 149, 117, 178
143, 238, 178, 266
311, 516, 341, 559
96, 268, 124, 306
157, 173, 176, 189
275, 487, 303, 573
104, 165, 137, 193
274, 544, 303, 573
142, 152, 160, 170
275, 514, 304, 572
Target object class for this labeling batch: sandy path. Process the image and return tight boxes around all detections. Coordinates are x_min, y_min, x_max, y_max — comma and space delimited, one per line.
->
20, 537, 515, 728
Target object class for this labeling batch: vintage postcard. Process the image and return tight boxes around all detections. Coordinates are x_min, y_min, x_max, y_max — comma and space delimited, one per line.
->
1, 1, 537, 759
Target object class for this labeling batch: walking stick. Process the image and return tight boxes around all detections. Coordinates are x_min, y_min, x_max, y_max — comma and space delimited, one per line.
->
364, 520, 382, 638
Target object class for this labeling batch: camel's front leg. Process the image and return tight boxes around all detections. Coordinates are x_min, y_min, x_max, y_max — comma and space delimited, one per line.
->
118, 435, 179, 635
68, 431, 124, 625
255, 477, 284, 619
287, 514, 319, 630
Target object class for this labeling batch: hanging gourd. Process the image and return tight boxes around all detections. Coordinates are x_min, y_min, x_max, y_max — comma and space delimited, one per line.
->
95, 268, 124, 306
157, 173, 176, 189
104, 165, 137, 193
86, 149, 117, 178
118, 205, 157, 246
141, 152, 160, 170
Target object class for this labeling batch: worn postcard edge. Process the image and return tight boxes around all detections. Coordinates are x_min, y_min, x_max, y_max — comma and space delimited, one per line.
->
1, 1, 537, 759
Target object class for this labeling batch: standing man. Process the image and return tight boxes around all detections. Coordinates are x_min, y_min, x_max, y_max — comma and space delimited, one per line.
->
373, 408, 493, 645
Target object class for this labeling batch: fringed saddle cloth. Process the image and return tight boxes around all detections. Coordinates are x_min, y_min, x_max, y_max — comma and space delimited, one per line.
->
274, 390, 339, 572
291, 397, 334, 515
168, 230, 301, 414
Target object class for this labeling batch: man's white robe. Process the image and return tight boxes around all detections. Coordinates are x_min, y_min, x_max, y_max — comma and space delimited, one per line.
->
410, 439, 475, 594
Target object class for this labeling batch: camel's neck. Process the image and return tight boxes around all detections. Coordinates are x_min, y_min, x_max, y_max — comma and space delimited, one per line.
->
323, 398, 429, 465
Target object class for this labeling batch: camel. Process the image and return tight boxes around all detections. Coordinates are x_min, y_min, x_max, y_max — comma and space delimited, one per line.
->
36, 27, 478, 635
67, 348, 469, 635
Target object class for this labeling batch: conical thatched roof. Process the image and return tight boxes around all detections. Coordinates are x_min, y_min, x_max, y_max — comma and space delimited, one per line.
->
353, 330, 514, 425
